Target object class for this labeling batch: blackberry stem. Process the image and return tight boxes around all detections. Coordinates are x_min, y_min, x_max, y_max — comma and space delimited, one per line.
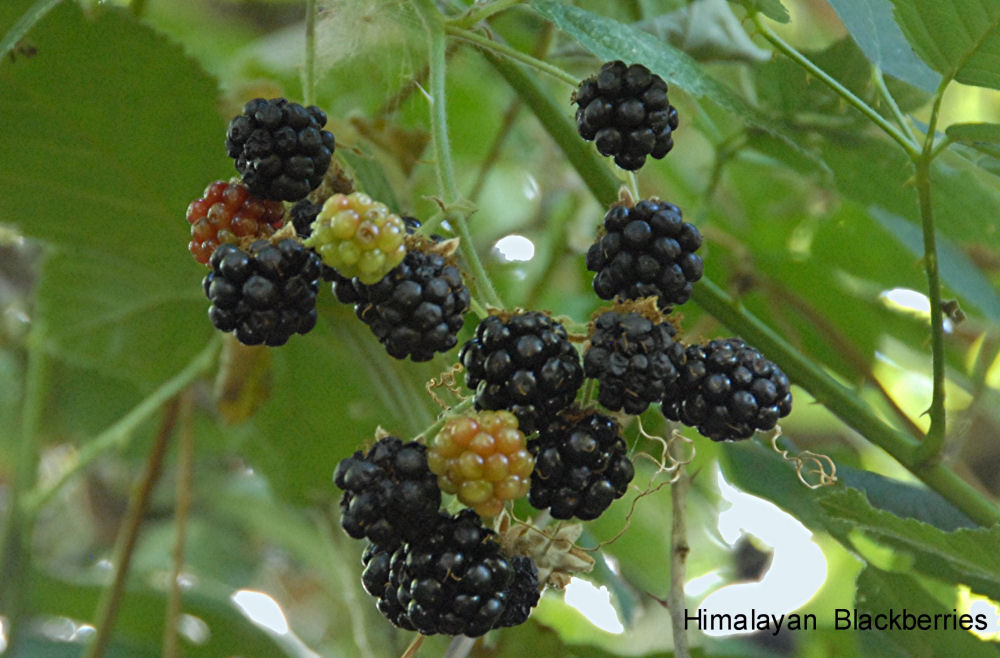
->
872, 67, 918, 146
445, 26, 580, 88
751, 14, 920, 158
163, 389, 195, 658
448, 0, 527, 29
669, 467, 691, 658
303, 0, 317, 106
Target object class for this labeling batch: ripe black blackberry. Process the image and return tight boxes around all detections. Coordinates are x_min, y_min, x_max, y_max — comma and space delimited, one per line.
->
585, 200, 703, 312
583, 310, 685, 415
528, 409, 634, 520
225, 97, 336, 201
573, 60, 678, 170
203, 239, 321, 346
495, 556, 541, 628
661, 338, 793, 441
370, 510, 518, 636
459, 312, 585, 434
331, 248, 471, 361
333, 436, 442, 550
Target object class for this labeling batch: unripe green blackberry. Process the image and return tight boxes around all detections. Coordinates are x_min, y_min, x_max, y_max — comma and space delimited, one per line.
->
586, 200, 703, 312
202, 239, 321, 346
528, 409, 634, 521
428, 410, 534, 517
303, 192, 407, 284
333, 436, 442, 550
225, 97, 335, 201
583, 309, 685, 415
661, 338, 793, 441
186, 180, 285, 264
573, 60, 678, 170
459, 312, 585, 434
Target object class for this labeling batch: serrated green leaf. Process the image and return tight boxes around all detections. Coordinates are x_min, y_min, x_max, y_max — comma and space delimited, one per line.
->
891, 0, 1000, 90
822, 488, 1000, 601
827, 0, 939, 92
948, 122, 1000, 159
0, 2, 230, 384
856, 567, 998, 656
531, 0, 823, 168
730, 0, 789, 23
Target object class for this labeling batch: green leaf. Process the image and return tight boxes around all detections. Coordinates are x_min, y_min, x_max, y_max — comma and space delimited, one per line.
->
890, 0, 1000, 89
531, 0, 820, 165
836, 465, 975, 531
730, 0, 789, 23
0, 2, 230, 384
827, 0, 939, 92
822, 488, 1000, 602
856, 566, 998, 656
947, 122, 1000, 159
640, 0, 770, 63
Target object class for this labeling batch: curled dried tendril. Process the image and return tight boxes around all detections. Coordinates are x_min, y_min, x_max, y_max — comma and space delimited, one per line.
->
425, 362, 466, 410
589, 419, 696, 552
769, 426, 837, 489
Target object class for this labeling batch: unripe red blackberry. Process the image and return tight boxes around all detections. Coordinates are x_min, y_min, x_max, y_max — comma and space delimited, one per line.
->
333, 436, 442, 550
374, 510, 536, 636
573, 60, 678, 170
586, 200, 703, 312
186, 180, 284, 264
528, 409, 634, 521
225, 97, 335, 201
303, 192, 407, 284
459, 312, 585, 434
428, 410, 533, 517
337, 247, 471, 361
661, 338, 793, 441
584, 309, 685, 415
202, 239, 321, 346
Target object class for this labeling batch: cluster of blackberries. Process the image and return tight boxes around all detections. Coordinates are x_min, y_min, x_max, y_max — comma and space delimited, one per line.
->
225, 97, 336, 202
334, 438, 540, 636
574, 60, 678, 171
203, 240, 321, 346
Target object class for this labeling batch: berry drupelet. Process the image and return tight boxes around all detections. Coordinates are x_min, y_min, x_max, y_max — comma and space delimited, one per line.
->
203, 239, 321, 346
459, 312, 585, 435
586, 199, 703, 312
528, 409, 635, 521
333, 436, 442, 550
584, 309, 686, 415
574, 60, 679, 171
661, 338, 793, 441
225, 97, 336, 201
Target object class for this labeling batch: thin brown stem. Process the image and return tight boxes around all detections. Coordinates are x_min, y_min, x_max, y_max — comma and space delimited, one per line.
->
84, 398, 179, 658
669, 467, 690, 658
163, 390, 194, 658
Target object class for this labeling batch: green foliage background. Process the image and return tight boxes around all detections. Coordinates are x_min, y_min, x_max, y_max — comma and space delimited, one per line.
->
1, 0, 1000, 655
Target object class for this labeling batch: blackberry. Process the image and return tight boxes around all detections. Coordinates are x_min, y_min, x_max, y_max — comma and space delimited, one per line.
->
202, 239, 321, 346
573, 60, 678, 171
661, 338, 793, 441
494, 556, 541, 628
336, 247, 471, 361
428, 410, 533, 517
333, 436, 441, 550
186, 179, 285, 264
303, 192, 407, 284
376, 510, 528, 636
583, 310, 685, 415
225, 97, 336, 201
459, 312, 585, 434
585, 200, 703, 312
528, 409, 634, 521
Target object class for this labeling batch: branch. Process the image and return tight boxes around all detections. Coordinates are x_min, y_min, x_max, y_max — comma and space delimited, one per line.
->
669, 469, 691, 658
